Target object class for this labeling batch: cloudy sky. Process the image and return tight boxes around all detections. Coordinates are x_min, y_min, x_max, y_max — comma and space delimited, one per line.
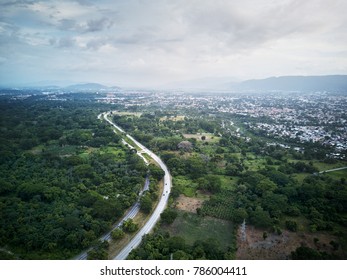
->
0, 0, 346, 87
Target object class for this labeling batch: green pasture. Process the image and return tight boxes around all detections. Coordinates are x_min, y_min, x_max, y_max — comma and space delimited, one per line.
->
165, 211, 234, 250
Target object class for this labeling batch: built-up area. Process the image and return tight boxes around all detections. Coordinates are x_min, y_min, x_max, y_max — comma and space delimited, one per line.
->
5, 88, 345, 159
100, 91, 347, 159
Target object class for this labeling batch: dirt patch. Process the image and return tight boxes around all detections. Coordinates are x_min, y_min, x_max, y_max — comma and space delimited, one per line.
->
175, 195, 205, 213
236, 224, 342, 259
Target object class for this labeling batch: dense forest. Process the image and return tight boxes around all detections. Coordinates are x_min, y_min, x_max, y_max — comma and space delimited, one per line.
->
0, 97, 147, 259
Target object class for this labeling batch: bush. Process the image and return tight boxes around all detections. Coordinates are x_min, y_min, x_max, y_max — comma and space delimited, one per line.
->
122, 219, 138, 233
291, 246, 339, 260
285, 220, 298, 232
160, 208, 178, 225
111, 228, 125, 240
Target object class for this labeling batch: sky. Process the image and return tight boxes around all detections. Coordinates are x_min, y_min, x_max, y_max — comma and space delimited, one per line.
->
0, 0, 347, 88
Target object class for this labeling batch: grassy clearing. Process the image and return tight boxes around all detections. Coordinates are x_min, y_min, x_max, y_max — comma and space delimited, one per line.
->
111, 111, 142, 117
123, 136, 139, 149
293, 173, 311, 183
99, 146, 125, 156
312, 161, 347, 172
29, 144, 44, 154
163, 211, 234, 250
183, 133, 220, 143
160, 115, 185, 121
279, 215, 311, 232
216, 175, 237, 190
287, 159, 345, 172
198, 144, 219, 156
173, 176, 198, 197
244, 158, 268, 171
323, 169, 347, 180
141, 153, 153, 163
79, 152, 89, 160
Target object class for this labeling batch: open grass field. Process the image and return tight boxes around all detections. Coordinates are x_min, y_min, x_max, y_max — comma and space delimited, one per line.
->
160, 115, 185, 121
288, 159, 346, 171
312, 161, 345, 171
243, 156, 269, 171
323, 169, 347, 180
183, 133, 220, 143
216, 175, 238, 190
99, 146, 125, 156
163, 211, 234, 250
111, 111, 142, 117
293, 173, 311, 183
173, 176, 198, 197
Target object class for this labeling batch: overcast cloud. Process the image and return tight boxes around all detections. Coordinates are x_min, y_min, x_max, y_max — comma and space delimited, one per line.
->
0, 0, 346, 87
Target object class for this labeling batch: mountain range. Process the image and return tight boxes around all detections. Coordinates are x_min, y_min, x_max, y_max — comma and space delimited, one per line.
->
1, 82, 120, 91
163, 75, 347, 92
64, 83, 120, 91
229, 75, 347, 92
2, 75, 347, 92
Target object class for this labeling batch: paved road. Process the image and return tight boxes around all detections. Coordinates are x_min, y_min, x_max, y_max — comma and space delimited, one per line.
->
114, 162, 170, 259
75, 112, 155, 260
318, 166, 347, 174
102, 112, 172, 260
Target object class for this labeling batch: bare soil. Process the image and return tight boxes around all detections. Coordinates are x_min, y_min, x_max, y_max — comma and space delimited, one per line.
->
175, 194, 205, 213
236, 224, 342, 259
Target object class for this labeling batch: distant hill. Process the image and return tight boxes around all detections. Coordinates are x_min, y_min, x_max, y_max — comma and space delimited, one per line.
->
229, 75, 347, 92
0, 81, 121, 91
64, 83, 116, 91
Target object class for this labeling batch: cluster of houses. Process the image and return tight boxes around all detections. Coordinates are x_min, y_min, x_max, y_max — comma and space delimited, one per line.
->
97, 91, 347, 158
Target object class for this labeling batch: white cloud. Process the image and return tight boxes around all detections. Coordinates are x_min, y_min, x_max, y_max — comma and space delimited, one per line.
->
0, 0, 347, 87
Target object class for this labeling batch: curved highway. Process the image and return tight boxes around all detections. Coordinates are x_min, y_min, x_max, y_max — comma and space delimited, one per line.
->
75, 112, 170, 260
104, 112, 171, 260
